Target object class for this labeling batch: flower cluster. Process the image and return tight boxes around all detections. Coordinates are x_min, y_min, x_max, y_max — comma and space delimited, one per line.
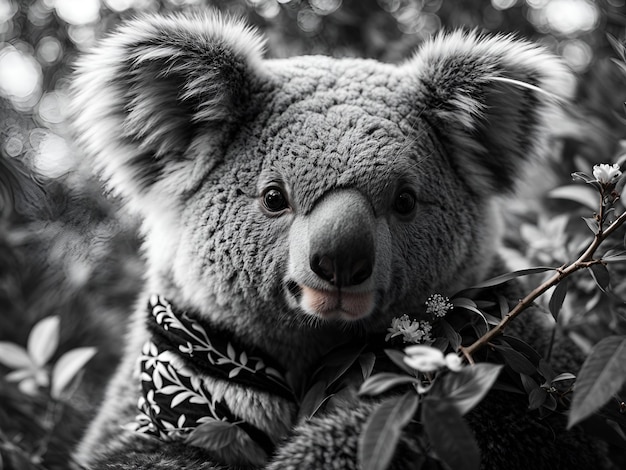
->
403, 345, 463, 373
385, 314, 432, 344
592, 163, 622, 185
425, 294, 453, 318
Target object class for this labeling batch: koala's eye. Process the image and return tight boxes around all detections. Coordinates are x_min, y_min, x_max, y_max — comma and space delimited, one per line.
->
393, 190, 416, 216
262, 187, 290, 213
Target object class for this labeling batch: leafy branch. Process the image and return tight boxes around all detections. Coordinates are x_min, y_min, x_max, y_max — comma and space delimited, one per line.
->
461, 168, 626, 363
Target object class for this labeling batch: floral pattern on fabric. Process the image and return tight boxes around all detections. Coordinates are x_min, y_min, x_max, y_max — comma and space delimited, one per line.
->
126, 295, 292, 452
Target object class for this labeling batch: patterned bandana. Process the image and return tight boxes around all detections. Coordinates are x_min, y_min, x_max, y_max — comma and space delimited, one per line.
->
127, 295, 295, 455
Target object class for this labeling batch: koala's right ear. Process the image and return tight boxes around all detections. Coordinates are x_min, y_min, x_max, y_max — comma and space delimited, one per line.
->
70, 12, 266, 207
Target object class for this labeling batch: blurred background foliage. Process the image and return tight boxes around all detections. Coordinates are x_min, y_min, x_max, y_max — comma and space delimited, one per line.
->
1, 0, 626, 468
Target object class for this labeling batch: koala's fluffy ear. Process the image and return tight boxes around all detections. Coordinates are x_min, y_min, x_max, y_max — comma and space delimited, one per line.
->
404, 31, 573, 195
70, 12, 265, 205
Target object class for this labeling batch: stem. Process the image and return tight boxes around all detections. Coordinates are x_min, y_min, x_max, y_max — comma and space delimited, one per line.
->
460, 208, 626, 363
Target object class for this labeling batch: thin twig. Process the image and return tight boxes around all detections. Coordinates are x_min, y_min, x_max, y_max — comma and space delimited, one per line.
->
460, 208, 626, 361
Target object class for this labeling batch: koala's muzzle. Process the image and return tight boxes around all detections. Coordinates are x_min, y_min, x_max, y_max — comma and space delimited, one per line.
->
308, 192, 375, 288
286, 189, 378, 321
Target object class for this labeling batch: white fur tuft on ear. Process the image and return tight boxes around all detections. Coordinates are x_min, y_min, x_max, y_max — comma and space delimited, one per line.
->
403, 30, 574, 195
70, 11, 266, 207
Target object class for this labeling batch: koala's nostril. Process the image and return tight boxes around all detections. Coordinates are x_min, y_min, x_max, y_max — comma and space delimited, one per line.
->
311, 255, 336, 284
351, 258, 373, 286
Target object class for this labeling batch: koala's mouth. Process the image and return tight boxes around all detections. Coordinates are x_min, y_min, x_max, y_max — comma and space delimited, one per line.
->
285, 281, 375, 321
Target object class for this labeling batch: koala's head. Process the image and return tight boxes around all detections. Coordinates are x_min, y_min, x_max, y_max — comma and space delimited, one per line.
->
71, 13, 571, 336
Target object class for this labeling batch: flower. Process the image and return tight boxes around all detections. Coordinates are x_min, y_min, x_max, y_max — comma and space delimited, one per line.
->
592, 163, 622, 184
425, 294, 453, 318
385, 315, 432, 344
403, 345, 464, 373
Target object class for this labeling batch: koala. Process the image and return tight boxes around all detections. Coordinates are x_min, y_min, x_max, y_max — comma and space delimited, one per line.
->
69, 11, 612, 470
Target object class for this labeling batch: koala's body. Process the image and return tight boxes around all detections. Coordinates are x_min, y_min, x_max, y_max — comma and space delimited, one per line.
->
70, 12, 611, 470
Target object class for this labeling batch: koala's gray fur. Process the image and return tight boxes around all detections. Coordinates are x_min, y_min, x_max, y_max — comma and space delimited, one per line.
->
69, 11, 612, 470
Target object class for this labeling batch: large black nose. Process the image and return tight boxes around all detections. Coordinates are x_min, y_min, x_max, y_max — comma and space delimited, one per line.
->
308, 190, 375, 288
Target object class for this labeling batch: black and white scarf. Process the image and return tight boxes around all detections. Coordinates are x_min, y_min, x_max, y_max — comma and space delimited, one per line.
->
127, 295, 295, 455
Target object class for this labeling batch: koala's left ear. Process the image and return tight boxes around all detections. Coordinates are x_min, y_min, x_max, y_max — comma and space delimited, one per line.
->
71, 12, 266, 207
403, 31, 573, 195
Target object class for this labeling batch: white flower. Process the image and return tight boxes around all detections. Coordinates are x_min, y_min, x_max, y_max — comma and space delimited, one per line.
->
425, 294, 453, 318
385, 315, 432, 344
403, 345, 464, 373
593, 163, 622, 184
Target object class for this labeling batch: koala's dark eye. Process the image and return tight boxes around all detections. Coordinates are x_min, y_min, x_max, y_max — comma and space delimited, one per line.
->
393, 190, 416, 216
262, 187, 289, 213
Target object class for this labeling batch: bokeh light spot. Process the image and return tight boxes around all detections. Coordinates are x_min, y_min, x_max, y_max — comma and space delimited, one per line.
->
0, 45, 42, 110
53, 0, 100, 25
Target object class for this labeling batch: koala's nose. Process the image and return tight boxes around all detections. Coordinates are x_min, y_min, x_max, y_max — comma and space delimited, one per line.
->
310, 252, 373, 287
308, 190, 375, 288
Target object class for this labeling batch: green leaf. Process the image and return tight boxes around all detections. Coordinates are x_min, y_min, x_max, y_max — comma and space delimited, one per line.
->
51, 347, 97, 399
422, 398, 480, 470
588, 263, 610, 292
439, 363, 503, 416
358, 392, 419, 470
359, 373, 420, 397
568, 336, 626, 429
27, 316, 60, 367
468, 267, 555, 290
0, 342, 33, 369
548, 279, 569, 322
549, 185, 598, 210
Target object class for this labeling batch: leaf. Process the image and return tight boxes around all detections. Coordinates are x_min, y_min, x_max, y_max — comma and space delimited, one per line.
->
583, 217, 600, 235
226, 343, 236, 361
0, 342, 33, 369
549, 185, 598, 210
568, 336, 626, 428
51, 347, 97, 399
588, 263, 610, 292
607, 33, 626, 62
468, 267, 555, 290
551, 372, 576, 384
440, 320, 462, 352
297, 380, 328, 422
359, 373, 420, 397
492, 343, 537, 376
422, 398, 480, 470
357, 392, 419, 470
359, 352, 376, 381
571, 171, 596, 184
602, 252, 626, 263
310, 343, 365, 390
186, 420, 239, 450
384, 349, 418, 375
528, 387, 548, 410
27, 316, 60, 367
548, 279, 569, 322
439, 363, 503, 415
451, 298, 489, 331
